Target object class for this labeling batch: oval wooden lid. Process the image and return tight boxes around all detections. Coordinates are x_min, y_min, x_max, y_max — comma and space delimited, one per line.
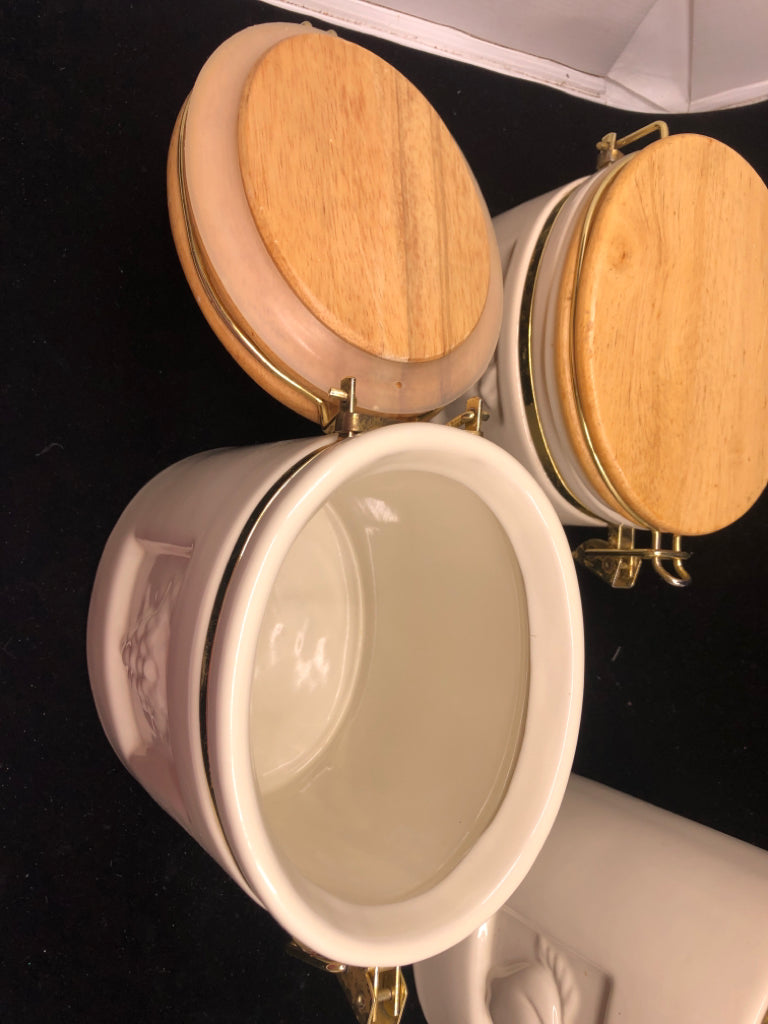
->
185, 27, 496, 423
169, 26, 500, 424
555, 134, 768, 535
239, 32, 490, 367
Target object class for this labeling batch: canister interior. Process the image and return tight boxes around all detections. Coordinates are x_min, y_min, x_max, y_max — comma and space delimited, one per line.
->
248, 468, 529, 905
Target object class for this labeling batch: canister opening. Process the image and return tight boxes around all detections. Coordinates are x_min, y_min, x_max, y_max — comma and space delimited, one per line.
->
210, 424, 582, 965
249, 467, 529, 906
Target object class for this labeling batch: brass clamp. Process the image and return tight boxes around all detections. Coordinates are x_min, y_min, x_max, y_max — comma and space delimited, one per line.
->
595, 120, 669, 169
573, 525, 691, 588
287, 940, 407, 1024
325, 378, 487, 437
326, 377, 395, 436
447, 395, 490, 435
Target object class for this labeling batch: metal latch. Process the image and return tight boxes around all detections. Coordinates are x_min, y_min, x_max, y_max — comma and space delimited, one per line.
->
447, 395, 489, 435
327, 377, 393, 436
287, 940, 407, 1024
572, 525, 691, 588
595, 120, 669, 169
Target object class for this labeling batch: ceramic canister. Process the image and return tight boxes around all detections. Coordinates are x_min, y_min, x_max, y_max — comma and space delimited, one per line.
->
476, 126, 768, 583
87, 23, 584, 971
414, 776, 768, 1024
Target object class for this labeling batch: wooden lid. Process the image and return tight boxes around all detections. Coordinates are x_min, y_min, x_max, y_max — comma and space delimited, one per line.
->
239, 32, 490, 367
168, 25, 500, 425
555, 134, 768, 535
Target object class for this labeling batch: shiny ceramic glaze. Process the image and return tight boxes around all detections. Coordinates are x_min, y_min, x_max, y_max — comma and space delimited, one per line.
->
415, 775, 768, 1023
87, 422, 583, 966
478, 174, 625, 528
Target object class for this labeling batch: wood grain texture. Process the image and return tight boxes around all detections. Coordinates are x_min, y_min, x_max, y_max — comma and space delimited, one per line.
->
554, 134, 768, 535
237, 32, 490, 366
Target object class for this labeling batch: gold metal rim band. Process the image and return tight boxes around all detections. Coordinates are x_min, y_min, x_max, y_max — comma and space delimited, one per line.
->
176, 97, 337, 428
540, 140, 691, 586
518, 189, 598, 520
519, 158, 656, 529
197, 442, 336, 888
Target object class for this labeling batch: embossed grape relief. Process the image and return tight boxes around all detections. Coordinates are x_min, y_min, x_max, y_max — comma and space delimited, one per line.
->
121, 549, 189, 750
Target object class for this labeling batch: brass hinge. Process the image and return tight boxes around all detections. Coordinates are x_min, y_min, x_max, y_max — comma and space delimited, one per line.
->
287, 941, 407, 1024
573, 525, 691, 588
326, 377, 393, 436
325, 376, 441, 436
325, 376, 476, 437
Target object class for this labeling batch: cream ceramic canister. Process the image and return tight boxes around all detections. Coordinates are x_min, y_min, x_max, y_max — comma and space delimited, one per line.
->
87, 21, 584, 1005
473, 124, 768, 587
87, 423, 583, 969
415, 775, 768, 1024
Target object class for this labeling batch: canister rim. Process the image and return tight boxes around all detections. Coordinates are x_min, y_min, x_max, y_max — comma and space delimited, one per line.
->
205, 423, 583, 965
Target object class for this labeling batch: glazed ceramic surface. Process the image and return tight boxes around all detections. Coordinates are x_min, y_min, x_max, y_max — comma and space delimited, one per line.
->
87, 423, 583, 967
415, 774, 768, 1023
478, 176, 606, 529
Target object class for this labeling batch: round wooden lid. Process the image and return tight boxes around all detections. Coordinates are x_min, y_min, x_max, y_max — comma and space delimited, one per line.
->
555, 133, 768, 535
169, 25, 501, 425
238, 32, 491, 368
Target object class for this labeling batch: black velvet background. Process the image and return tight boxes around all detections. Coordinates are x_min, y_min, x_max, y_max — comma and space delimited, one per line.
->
3, 2, 767, 1021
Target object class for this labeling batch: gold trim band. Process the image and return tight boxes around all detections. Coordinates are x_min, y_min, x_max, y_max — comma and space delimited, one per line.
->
176, 98, 336, 428
518, 190, 596, 520
517, 141, 690, 586
197, 442, 336, 883
518, 158, 654, 529
566, 156, 656, 531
